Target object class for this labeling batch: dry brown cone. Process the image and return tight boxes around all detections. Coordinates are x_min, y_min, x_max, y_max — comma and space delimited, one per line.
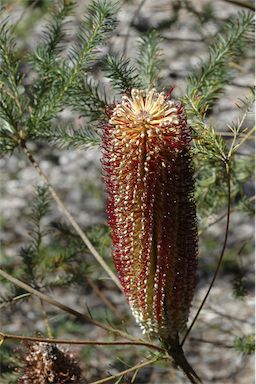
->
18, 341, 85, 384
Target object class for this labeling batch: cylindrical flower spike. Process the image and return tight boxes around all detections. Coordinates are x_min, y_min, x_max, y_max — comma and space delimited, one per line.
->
102, 88, 198, 343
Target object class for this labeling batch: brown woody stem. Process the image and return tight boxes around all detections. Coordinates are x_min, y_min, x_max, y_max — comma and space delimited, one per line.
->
221, 0, 255, 11
39, 298, 53, 339
163, 334, 202, 384
0, 332, 163, 351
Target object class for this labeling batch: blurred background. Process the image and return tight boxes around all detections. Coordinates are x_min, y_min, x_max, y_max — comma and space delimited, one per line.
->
0, 0, 254, 383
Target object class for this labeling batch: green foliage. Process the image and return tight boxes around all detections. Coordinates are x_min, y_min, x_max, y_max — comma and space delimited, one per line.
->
0, 185, 93, 306
0, 20, 25, 154
136, 30, 162, 88
195, 150, 254, 229
27, 1, 75, 103
104, 54, 141, 92
35, 123, 101, 149
52, 221, 112, 267
18, 186, 50, 285
182, 15, 254, 229
233, 335, 255, 355
195, 157, 228, 228
232, 275, 249, 299
0, 346, 20, 383
227, 90, 255, 157
68, 75, 109, 121
183, 11, 254, 188
29, 0, 118, 130
0, 0, 119, 156
86, 224, 112, 258
1, 187, 52, 304
0, 372, 18, 384
40, 1, 75, 56
186, 12, 254, 116
232, 154, 254, 199
238, 195, 255, 216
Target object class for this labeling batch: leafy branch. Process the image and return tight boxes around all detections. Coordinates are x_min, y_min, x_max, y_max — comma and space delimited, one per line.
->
227, 90, 255, 157
136, 30, 162, 88
184, 11, 254, 165
104, 54, 141, 92
29, 0, 119, 132
35, 123, 101, 149
186, 11, 254, 114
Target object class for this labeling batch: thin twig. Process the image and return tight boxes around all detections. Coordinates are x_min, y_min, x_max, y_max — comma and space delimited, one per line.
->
199, 194, 254, 236
117, 33, 204, 43
87, 277, 122, 319
21, 142, 122, 291
190, 337, 232, 349
220, 0, 255, 11
217, 131, 252, 138
12, 0, 41, 30
232, 126, 255, 154
0, 268, 163, 352
208, 305, 254, 325
0, 292, 31, 307
89, 356, 159, 384
122, 0, 148, 56
0, 268, 114, 334
198, 211, 228, 235
0, 332, 163, 351
39, 298, 53, 339
181, 162, 232, 346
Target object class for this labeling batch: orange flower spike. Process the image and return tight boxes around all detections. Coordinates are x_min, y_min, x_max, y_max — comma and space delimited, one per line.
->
102, 88, 198, 343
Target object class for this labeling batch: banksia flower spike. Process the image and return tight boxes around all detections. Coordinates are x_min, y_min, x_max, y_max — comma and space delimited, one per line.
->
102, 88, 200, 383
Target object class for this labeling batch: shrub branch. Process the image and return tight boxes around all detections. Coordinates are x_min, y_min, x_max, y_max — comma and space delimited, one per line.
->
0, 268, 157, 346
0, 332, 163, 352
